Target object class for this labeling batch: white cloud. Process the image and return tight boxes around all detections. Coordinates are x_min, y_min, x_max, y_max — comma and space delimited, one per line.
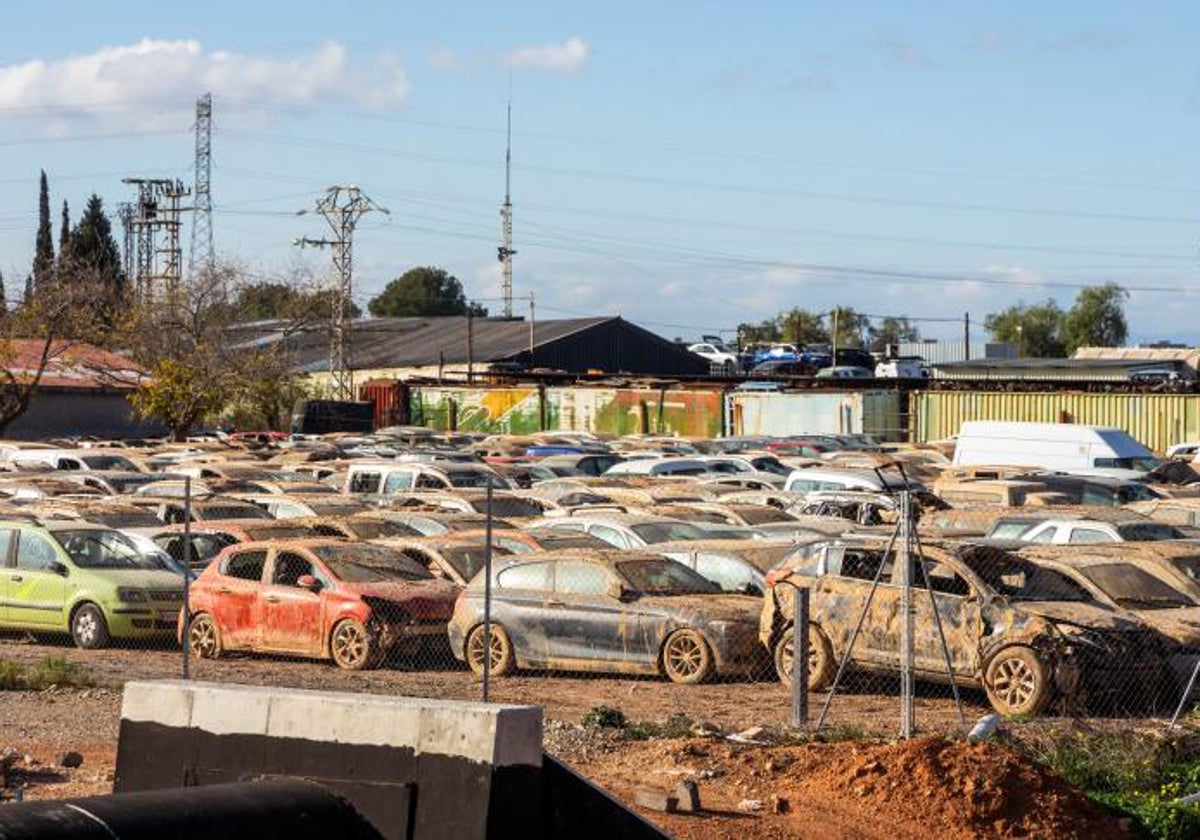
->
874, 29, 937, 69
504, 36, 589, 74
0, 39, 410, 126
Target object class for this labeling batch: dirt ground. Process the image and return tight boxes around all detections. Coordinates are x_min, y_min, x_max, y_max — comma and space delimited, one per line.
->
0, 636, 1125, 837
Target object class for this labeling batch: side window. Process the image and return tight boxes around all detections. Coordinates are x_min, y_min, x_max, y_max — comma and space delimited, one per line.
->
1069, 528, 1112, 544
788, 479, 813, 493
272, 503, 306, 519
194, 534, 235, 562
58, 458, 82, 470
223, 550, 267, 582
497, 563, 552, 591
384, 472, 414, 493
272, 552, 315, 586
15, 532, 60, 571
837, 549, 892, 582
694, 553, 759, 593
0, 529, 15, 566
1026, 526, 1057, 544
415, 473, 444, 489
349, 472, 382, 494
912, 558, 971, 596
588, 524, 629, 548
1081, 486, 1114, 506
496, 538, 532, 554
553, 561, 612, 596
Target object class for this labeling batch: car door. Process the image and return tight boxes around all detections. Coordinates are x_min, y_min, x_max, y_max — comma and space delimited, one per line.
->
541, 560, 630, 666
260, 550, 325, 655
211, 549, 268, 649
816, 545, 896, 668
493, 561, 554, 666
905, 554, 981, 678
6, 529, 69, 628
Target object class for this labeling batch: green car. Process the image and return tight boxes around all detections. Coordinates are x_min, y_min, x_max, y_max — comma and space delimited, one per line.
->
0, 521, 185, 648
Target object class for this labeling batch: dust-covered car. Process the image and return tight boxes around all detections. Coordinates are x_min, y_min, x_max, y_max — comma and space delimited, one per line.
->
448, 552, 764, 684
760, 535, 1171, 716
184, 540, 459, 670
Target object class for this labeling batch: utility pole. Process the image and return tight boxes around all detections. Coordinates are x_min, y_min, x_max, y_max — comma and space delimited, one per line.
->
123, 178, 190, 303
963, 312, 971, 361
498, 102, 517, 319
189, 93, 214, 279
831, 308, 840, 366
295, 186, 388, 401
528, 292, 536, 368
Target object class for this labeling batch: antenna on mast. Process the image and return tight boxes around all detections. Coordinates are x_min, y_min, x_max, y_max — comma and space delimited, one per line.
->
498, 98, 516, 319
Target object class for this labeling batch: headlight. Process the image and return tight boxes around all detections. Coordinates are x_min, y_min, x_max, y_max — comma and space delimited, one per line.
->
117, 587, 148, 603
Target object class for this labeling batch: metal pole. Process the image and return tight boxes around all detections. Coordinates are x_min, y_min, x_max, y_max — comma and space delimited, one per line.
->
899, 490, 915, 738
528, 293, 535, 369
1169, 658, 1200, 729
466, 313, 474, 384
482, 481, 493, 702
182, 476, 192, 679
791, 586, 809, 730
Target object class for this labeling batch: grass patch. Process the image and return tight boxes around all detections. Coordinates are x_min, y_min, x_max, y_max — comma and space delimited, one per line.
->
0, 657, 93, 691
1019, 729, 1200, 840
581, 705, 628, 730
580, 706, 694, 741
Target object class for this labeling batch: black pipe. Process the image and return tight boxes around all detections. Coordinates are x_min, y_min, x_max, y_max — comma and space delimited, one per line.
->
0, 779, 383, 840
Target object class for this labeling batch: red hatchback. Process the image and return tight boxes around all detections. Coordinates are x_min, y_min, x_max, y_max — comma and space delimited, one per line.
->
183, 539, 459, 670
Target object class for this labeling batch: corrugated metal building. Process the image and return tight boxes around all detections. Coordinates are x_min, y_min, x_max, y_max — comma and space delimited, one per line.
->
897, 340, 1017, 365
911, 390, 1200, 453
227, 315, 710, 382
931, 357, 1192, 382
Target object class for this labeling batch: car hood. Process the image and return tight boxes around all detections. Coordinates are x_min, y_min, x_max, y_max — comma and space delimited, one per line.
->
1117, 606, 1200, 645
83, 568, 185, 590
1014, 600, 1144, 633
638, 593, 761, 624
340, 578, 459, 619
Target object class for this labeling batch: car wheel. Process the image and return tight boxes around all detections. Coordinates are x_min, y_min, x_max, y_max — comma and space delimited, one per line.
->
466, 623, 515, 677
662, 629, 715, 684
70, 603, 111, 650
330, 619, 380, 671
773, 624, 835, 690
984, 647, 1051, 716
188, 613, 223, 660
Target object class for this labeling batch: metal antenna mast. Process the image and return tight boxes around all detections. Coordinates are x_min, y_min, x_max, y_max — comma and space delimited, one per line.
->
189, 92, 214, 278
116, 202, 135, 283
498, 101, 516, 319
295, 186, 388, 401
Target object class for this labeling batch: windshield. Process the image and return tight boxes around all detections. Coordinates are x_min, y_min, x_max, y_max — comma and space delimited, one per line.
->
447, 470, 508, 489
81, 455, 138, 472
1093, 456, 1163, 473
469, 498, 544, 517
1080, 563, 1194, 609
436, 545, 505, 581
617, 559, 720, 595
1171, 557, 1200, 585
1115, 523, 1185, 541
735, 507, 793, 525
199, 505, 271, 520
1117, 483, 1163, 503
988, 521, 1038, 539
86, 510, 163, 529
311, 544, 432, 583
964, 549, 1091, 602
100, 474, 159, 493
349, 520, 420, 539
54, 529, 149, 569
242, 525, 315, 540
630, 522, 714, 544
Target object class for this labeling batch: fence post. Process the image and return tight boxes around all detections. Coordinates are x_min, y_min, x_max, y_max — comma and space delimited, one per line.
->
482, 481, 493, 703
182, 476, 192, 680
792, 586, 809, 730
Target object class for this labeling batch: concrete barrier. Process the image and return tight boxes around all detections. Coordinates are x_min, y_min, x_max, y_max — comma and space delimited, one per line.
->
115, 680, 542, 840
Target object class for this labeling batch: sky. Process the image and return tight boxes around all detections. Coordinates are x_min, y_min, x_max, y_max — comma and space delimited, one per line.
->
0, 1, 1197, 345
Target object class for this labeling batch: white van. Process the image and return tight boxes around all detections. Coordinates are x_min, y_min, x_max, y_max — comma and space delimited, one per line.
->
952, 421, 1161, 476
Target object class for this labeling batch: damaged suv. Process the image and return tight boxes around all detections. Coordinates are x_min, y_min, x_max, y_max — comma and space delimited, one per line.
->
761, 536, 1170, 716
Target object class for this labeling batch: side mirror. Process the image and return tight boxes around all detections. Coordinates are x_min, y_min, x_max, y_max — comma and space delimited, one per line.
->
607, 582, 638, 602
296, 574, 321, 591
50, 561, 69, 577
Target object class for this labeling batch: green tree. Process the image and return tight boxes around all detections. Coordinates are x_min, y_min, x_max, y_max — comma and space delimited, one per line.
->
1060, 283, 1128, 354
984, 299, 1066, 357
32, 170, 54, 296
868, 316, 920, 353
778, 308, 829, 345
67, 195, 124, 329
736, 318, 781, 346
829, 306, 870, 348
58, 200, 70, 259
0, 270, 6, 318
226, 280, 361, 322
367, 267, 486, 317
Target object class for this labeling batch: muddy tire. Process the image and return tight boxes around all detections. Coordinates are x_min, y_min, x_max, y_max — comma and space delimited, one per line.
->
466, 623, 515, 677
187, 613, 222, 660
984, 646, 1051, 717
774, 624, 835, 690
330, 619, 381, 671
662, 629, 715, 684
70, 603, 110, 650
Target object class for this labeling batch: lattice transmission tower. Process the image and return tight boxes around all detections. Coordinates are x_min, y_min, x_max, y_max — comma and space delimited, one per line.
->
498, 102, 516, 319
189, 92, 214, 278
122, 178, 191, 303
295, 186, 388, 400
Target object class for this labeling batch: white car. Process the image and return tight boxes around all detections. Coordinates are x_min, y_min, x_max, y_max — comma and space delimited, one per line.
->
874, 358, 929, 378
687, 343, 739, 374
994, 517, 1192, 544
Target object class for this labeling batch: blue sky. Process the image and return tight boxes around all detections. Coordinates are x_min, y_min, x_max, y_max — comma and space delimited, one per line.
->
0, 1, 1197, 344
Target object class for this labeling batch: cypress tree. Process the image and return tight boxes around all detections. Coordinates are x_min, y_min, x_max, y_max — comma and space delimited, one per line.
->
59, 199, 70, 260
0, 270, 7, 317
23, 275, 32, 305
33, 170, 54, 295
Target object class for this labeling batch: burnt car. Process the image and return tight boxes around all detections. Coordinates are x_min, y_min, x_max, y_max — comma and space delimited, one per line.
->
760, 535, 1170, 716
448, 552, 763, 684
184, 539, 458, 670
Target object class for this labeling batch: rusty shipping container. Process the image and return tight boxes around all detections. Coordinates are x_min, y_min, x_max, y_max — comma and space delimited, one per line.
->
911, 390, 1200, 453
725, 390, 905, 442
